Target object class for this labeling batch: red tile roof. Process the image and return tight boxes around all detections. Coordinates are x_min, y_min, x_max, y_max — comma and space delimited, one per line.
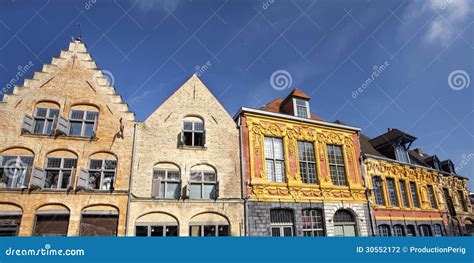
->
259, 90, 323, 121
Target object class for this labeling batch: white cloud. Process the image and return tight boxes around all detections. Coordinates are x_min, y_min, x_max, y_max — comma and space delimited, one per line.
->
411, 0, 472, 46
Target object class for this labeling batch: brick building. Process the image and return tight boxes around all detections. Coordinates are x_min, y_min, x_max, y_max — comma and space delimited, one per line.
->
361, 129, 474, 236
0, 39, 135, 236
234, 89, 371, 236
127, 75, 244, 236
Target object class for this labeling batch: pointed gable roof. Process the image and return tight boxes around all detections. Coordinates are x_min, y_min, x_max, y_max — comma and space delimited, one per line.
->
144, 74, 235, 126
1, 39, 134, 120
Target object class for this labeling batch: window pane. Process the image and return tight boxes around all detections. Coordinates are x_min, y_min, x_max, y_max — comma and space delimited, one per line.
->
273, 138, 284, 159
387, 179, 398, 207
410, 182, 420, 208
63, 159, 77, 169
48, 109, 59, 118
271, 227, 281, 237
203, 225, 216, 236
296, 106, 308, 118
84, 123, 95, 137
399, 181, 409, 208
102, 172, 114, 190
183, 132, 193, 146
190, 172, 202, 181
265, 160, 275, 182
154, 170, 166, 180
166, 226, 178, 236
189, 184, 201, 199
203, 172, 216, 182
183, 122, 193, 131
193, 133, 203, 146
70, 122, 83, 136
283, 227, 293, 236
70, 110, 84, 120
218, 225, 229, 236
166, 182, 180, 199
44, 171, 59, 188
89, 160, 103, 170
264, 137, 274, 159
274, 161, 285, 183
203, 184, 214, 199
150, 226, 163, 236
60, 171, 71, 189
194, 122, 204, 131
135, 226, 148, 236
86, 111, 98, 121
372, 177, 385, 206
33, 120, 45, 134
47, 158, 61, 168
104, 160, 117, 170
35, 108, 48, 117
167, 170, 180, 180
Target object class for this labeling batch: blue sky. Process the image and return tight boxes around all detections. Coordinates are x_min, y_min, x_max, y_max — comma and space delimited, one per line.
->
0, 0, 473, 188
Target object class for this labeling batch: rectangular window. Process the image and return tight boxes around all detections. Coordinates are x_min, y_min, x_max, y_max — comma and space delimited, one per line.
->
153, 169, 181, 199
0, 215, 21, 236
297, 141, 317, 184
189, 225, 228, 236
372, 176, 385, 206
0, 155, 34, 188
69, 110, 98, 137
88, 159, 117, 190
457, 190, 468, 212
395, 145, 410, 163
399, 180, 409, 208
33, 107, 59, 135
136, 225, 178, 237
264, 137, 285, 183
295, 99, 309, 118
189, 171, 216, 199
327, 145, 347, 186
427, 185, 437, 209
270, 209, 294, 237
33, 214, 69, 236
409, 182, 420, 208
80, 214, 118, 236
418, 225, 432, 236
301, 209, 324, 236
183, 121, 204, 147
386, 178, 398, 207
44, 157, 77, 189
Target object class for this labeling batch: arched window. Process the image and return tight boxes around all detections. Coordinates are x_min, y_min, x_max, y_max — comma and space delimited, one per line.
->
44, 150, 77, 190
80, 205, 118, 236
377, 224, 391, 236
418, 224, 432, 236
135, 212, 179, 237
188, 164, 217, 199
301, 209, 325, 236
392, 225, 405, 236
0, 203, 22, 236
34, 204, 70, 236
87, 153, 117, 190
189, 213, 229, 237
181, 116, 205, 147
0, 148, 34, 188
333, 209, 357, 236
152, 163, 181, 199
406, 225, 416, 236
32, 102, 60, 135
69, 105, 99, 137
452, 219, 461, 236
270, 209, 294, 236
432, 224, 443, 236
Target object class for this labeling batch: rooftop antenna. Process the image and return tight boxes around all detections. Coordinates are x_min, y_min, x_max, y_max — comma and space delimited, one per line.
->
76, 22, 82, 41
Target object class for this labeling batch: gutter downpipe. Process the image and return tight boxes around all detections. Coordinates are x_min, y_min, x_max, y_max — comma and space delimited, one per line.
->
125, 123, 138, 236
237, 115, 248, 236
360, 153, 376, 236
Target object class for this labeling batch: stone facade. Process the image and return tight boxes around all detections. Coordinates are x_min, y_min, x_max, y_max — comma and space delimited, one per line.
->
127, 75, 244, 236
236, 90, 371, 236
0, 40, 135, 236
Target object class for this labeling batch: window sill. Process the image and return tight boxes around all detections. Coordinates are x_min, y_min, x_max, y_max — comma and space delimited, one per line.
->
21, 133, 98, 141
179, 145, 207, 150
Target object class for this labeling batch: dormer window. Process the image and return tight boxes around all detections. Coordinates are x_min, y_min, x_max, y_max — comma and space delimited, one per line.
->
394, 145, 410, 163
294, 98, 309, 118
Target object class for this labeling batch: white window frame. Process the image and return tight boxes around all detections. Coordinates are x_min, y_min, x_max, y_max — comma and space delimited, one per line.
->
327, 144, 348, 186
297, 141, 318, 184
182, 120, 204, 147
69, 110, 98, 137
44, 157, 77, 189
293, 98, 310, 118
33, 107, 59, 135
153, 169, 181, 199
88, 159, 117, 190
264, 137, 286, 183
189, 224, 229, 236
0, 155, 34, 188
189, 170, 216, 199
135, 224, 179, 237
